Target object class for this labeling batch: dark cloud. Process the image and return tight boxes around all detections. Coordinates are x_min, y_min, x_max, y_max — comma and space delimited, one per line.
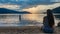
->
0, 0, 54, 5
0, 0, 58, 9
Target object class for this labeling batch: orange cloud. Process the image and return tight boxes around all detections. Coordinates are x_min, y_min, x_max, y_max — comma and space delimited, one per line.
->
22, 3, 60, 14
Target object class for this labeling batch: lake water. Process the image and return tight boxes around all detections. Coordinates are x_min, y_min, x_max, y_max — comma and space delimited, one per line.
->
0, 14, 59, 27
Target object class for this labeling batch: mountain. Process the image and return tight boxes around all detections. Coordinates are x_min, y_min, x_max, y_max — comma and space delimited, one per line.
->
52, 7, 60, 19
52, 6, 60, 13
0, 8, 31, 14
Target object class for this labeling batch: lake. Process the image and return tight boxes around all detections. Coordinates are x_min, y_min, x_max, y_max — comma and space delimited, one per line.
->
0, 14, 59, 27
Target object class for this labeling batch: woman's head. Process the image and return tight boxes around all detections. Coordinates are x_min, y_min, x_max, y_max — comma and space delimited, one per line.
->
47, 9, 52, 16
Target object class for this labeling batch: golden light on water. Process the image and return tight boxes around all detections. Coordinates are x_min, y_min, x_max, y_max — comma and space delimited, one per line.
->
22, 14, 46, 23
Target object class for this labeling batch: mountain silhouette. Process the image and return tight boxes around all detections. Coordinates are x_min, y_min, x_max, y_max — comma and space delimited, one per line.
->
0, 8, 31, 14
52, 7, 60, 19
41, 7, 60, 14
52, 7, 60, 13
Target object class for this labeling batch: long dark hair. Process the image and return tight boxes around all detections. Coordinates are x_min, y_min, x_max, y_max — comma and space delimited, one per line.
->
47, 9, 55, 27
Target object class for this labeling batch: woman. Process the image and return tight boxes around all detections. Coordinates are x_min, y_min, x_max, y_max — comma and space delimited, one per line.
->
43, 9, 55, 33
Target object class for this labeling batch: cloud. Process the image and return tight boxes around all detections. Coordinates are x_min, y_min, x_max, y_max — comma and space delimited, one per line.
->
51, 0, 60, 2
22, 5, 48, 14
0, 0, 60, 5
0, 0, 53, 5
22, 3, 60, 14
0, 4, 20, 11
0, 0, 60, 13
0, 0, 59, 10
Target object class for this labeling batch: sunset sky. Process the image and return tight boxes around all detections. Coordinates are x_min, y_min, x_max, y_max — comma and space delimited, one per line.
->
0, 0, 60, 13
0, 0, 60, 26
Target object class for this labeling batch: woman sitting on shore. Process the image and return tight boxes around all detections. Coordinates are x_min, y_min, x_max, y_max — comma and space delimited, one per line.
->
42, 9, 55, 33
